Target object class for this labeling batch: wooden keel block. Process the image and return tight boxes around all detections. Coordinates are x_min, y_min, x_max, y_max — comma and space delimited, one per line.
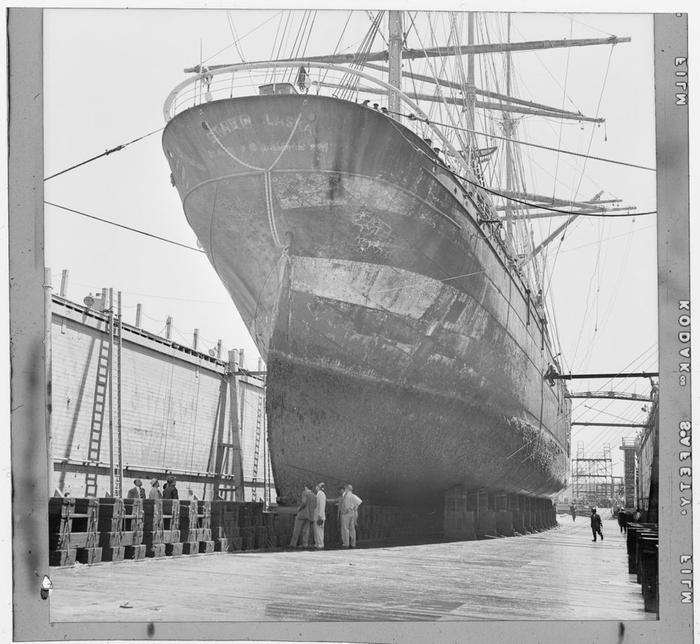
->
495, 511, 515, 537
124, 544, 147, 560
214, 538, 229, 552
181, 542, 199, 555
141, 531, 164, 548
147, 543, 167, 558
75, 547, 102, 565
101, 546, 125, 562
198, 541, 215, 554
162, 530, 181, 544
49, 549, 76, 567
98, 531, 122, 549
475, 510, 497, 538
166, 542, 184, 556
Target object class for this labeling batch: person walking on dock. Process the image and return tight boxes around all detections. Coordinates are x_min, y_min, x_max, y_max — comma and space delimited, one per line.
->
148, 478, 162, 500
163, 476, 179, 499
127, 479, 146, 499
313, 482, 327, 550
289, 484, 316, 549
570, 504, 576, 522
340, 484, 362, 549
617, 508, 628, 534
591, 508, 603, 542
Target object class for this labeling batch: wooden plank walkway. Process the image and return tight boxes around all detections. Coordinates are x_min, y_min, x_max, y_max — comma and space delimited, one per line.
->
49, 514, 654, 622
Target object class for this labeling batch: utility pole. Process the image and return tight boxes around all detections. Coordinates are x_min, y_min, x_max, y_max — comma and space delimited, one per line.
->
115, 291, 123, 498
107, 288, 115, 496
43, 268, 53, 497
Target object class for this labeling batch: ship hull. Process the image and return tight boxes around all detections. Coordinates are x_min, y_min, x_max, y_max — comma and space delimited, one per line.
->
163, 94, 570, 505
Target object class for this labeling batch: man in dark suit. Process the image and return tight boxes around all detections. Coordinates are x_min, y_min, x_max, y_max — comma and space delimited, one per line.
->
591, 508, 604, 542
127, 479, 145, 499
162, 476, 179, 499
289, 484, 316, 548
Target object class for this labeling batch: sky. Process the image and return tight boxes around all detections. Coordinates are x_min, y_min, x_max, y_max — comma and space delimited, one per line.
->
42, 8, 661, 479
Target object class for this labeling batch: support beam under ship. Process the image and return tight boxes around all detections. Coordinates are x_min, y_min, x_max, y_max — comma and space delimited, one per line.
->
162, 66, 571, 507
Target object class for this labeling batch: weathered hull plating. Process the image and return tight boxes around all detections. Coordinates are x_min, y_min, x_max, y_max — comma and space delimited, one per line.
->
163, 94, 571, 506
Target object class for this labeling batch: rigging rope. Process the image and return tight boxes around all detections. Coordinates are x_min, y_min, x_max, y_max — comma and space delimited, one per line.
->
416, 140, 655, 218
554, 44, 619, 366
225, 11, 247, 62
201, 11, 282, 67
44, 126, 164, 181
411, 14, 468, 157
576, 348, 657, 455
45, 201, 204, 253
335, 11, 383, 101
388, 110, 654, 172
552, 17, 575, 206
319, 11, 354, 88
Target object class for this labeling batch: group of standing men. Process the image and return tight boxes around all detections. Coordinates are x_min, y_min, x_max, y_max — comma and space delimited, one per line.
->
126, 476, 179, 500
289, 482, 363, 550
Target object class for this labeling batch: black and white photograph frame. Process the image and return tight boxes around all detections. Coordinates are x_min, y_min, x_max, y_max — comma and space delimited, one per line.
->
5, 2, 695, 643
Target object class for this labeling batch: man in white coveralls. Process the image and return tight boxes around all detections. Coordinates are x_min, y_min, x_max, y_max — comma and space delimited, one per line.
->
313, 482, 327, 549
340, 484, 363, 548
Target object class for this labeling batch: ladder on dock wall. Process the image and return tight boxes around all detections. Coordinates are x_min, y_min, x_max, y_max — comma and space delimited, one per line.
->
85, 338, 111, 497
250, 392, 264, 501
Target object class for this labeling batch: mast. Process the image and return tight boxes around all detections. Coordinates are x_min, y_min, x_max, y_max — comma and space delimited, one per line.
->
387, 11, 402, 118
188, 35, 630, 72
504, 13, 514, 243
466, 13, 476, 167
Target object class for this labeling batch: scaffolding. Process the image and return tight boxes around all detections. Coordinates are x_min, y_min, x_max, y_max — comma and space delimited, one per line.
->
572, 442, 615, 507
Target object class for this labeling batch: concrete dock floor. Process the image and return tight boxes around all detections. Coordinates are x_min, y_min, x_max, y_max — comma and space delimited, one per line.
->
49, 514, 654, 622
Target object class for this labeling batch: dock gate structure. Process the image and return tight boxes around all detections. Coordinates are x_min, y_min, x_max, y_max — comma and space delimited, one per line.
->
49, 292, 274, 503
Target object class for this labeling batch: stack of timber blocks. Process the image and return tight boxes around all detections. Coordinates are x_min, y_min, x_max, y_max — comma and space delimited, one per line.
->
96, 498, 146, 562
272, 508, 295, 547
49, 497, 101, 566
238, 503, 256, 551
261, 510, 277, 549
213, 501, 272, 551
178, 500, 214, 554
142, 499, 166, 558
197, 500, 214, 553
121, 498, 146, 560
162, 499, 182, 556
97, 498, 126, 562
210, 501, 239, 552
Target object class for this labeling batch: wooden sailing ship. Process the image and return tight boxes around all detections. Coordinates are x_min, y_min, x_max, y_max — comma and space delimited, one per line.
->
162, 11, 631, 506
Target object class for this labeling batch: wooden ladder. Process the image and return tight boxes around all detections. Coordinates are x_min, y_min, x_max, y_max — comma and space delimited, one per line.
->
249, 392, 264, 501
84, 337, 111, 497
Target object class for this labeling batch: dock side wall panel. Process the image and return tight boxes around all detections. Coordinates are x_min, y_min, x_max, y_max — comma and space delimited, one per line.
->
51, 314, 228, 498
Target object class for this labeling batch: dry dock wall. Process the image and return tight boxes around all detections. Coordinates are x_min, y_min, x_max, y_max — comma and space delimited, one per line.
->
636, 395, 659, 521
50, 296, 274, 501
